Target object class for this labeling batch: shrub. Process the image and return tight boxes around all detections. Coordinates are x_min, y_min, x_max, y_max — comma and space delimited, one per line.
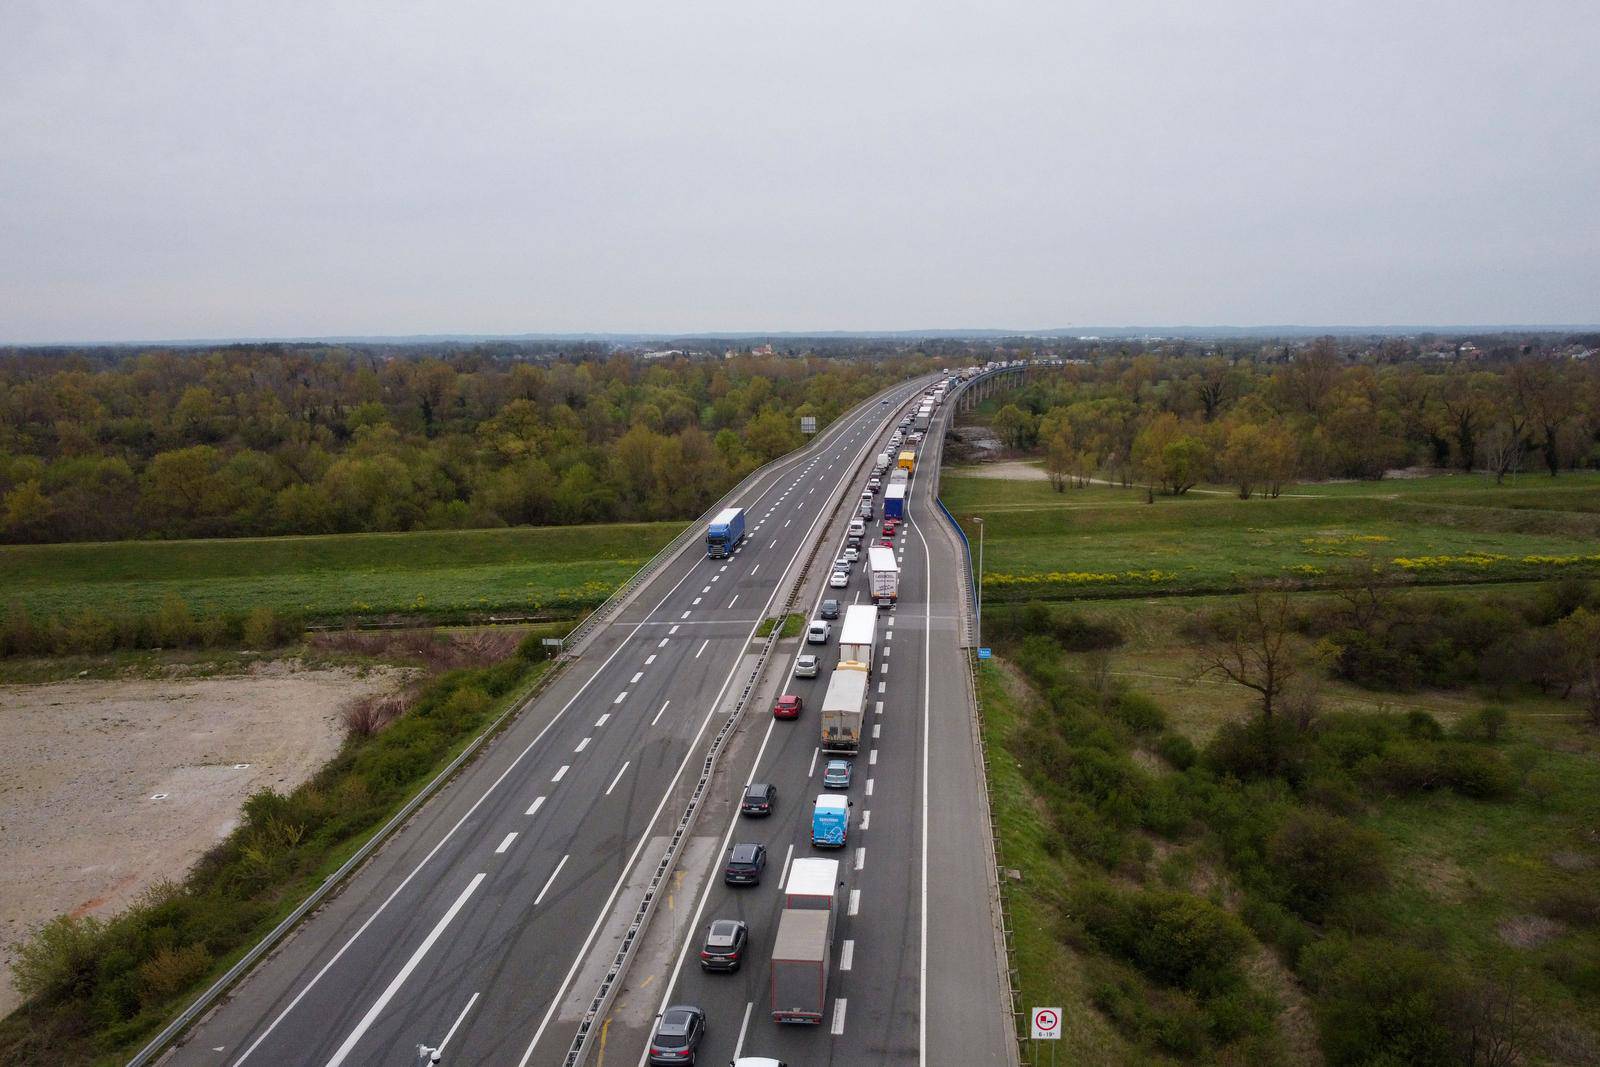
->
135, 943, 212, 1008
1434, 743, 1516, 799
155, 593, 196, 647
1403, 709, 1444, 740
1072, 883, 1250, 993
241, 605, 301, 648
1205, 715, 1309, 783
1457, 705, 1510, 742
1267, 810, 1388, 921
1156, 733, 1198, 771
1112, 692, 1166, 734
11, 914, 107, 1003
1301, 937, 1463, 1067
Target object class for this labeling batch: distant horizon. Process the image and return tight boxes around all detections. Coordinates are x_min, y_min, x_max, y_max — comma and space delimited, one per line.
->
7, 322, 1600, 349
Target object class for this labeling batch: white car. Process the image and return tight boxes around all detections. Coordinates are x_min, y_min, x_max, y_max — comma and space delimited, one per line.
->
794, 654, 820, 678
807, 620, 832, 643
867, 478, 881, 492
843, 546, 859, 563
828, 570, 849, 588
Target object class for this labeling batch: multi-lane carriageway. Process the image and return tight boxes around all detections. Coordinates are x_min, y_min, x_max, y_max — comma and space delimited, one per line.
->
167, 375, 1011, 1067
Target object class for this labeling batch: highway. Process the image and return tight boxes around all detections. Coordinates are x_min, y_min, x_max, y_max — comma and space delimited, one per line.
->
594, 382, 1015, 1065
165, 378, 933, 1067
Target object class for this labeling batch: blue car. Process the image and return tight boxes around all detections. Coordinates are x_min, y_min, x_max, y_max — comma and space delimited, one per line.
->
822, 759, 852, 789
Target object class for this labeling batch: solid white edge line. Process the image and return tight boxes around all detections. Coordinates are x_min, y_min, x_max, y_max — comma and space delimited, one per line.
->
323, 872, 486, 1067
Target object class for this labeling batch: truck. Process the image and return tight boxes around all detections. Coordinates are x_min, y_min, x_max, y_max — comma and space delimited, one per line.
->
914, 406, 932, 432
883, 481, 906, 520
897, 450, 916, 473
770, 906, 833, 1023
785, 857, 841, 911
868, 544, 899, 604
706, 507, 746, 559
888, 467, 909, 488
819, 663, 868, 754
838, 604, 877, 668
811, 793, 851, 847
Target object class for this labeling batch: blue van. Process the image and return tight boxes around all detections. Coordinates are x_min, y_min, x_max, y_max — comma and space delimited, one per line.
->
810, 794, 850, 848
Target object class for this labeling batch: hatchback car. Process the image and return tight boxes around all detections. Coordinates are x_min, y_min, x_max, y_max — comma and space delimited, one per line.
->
648, 1005, 706, 1065
724, 843, 767, 885
822, 759, 853, 789
828, 570, 849, 588
699, 918, 748, 971
741, 782, 776, 816
773, 694, 802, 719
819, 598, 840, 619
793, 654, 819, 678
807, 620, 831, 644
843, 546, 860, 563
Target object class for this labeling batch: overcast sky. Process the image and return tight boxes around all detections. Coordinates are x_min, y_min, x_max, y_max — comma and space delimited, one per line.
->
2, 2, 1597, 342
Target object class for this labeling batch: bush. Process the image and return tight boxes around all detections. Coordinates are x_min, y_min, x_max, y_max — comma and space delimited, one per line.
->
1072, 883, 1250, 993
1112, 692, 1166, 735
135, 943, 212, 1008
1266, 810, 1388, 921
1457, 705, 1509, 742
1156, 733, 1198, 771
1301, 938, 1464, 1067
11, 914, 107, 1004
1434, 743, 1516, 800
1403, 710, 1444, 740
241, 605, 301, 648
155, 593, 196, 647
1205, 715, 1309, 783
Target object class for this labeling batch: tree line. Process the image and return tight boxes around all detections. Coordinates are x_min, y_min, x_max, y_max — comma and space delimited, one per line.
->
0, 347, 929, 543
982, 340, 1600, 496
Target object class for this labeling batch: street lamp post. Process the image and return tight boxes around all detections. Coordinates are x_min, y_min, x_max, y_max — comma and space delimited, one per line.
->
972, 516, 984, 651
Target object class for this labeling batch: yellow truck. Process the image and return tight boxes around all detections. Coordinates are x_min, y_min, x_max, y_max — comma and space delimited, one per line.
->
897, 450, 915, 473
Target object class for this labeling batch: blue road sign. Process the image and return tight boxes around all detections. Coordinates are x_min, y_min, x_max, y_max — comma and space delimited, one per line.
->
977, 647, 991, 659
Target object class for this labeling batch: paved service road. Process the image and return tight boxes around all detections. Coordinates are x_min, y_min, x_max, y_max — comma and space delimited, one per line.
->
165, 379, 932, 1067
603, 383, 1015, 1066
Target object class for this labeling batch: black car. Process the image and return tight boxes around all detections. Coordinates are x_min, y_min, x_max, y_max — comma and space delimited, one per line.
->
723, 843, 767, 885
820, 598, 840, 620
698, 918, 749, 972
647, 1005, 705, 1065
740, 783, 776, 817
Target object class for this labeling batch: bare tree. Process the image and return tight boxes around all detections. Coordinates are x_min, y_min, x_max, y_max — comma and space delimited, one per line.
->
1331, 561, 1404, 637
1453, 973, 1528, 1067
1478, 421, 1524, 484
1189, 582, 1300, 719
1556, 607, 1600, 726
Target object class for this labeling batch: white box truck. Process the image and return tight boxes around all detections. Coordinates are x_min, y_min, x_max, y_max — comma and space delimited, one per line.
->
838, 604, 877, 668
876, 451, 891, 471
868, 545, 899, 605
820, 663, 868, 754
785, 857, 840, 911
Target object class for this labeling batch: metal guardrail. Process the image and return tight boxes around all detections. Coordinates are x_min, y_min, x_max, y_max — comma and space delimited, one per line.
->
126, 389, 903, 1067
561, 383, 921, 1067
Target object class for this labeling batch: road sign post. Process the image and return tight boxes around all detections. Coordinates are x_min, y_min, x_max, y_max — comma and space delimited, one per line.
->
1031, 1006, 1062, 1065
977, 647, 991, 660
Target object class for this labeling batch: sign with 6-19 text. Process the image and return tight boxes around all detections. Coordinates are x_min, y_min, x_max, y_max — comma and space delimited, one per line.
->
1031, 1007, 1062, 1040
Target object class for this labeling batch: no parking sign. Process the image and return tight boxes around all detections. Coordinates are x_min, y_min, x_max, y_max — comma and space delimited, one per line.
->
1031, 1006, 1062, 1040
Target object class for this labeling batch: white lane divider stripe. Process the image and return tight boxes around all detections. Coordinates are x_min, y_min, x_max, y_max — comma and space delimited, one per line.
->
651, 700, 671, 726
552, 765, 569, 782
574, 737, 591, 753
613, 692, 627, 705
605, 761, 630, 796
680, 610, 691, 620
750, 564, 760, 576
861, 809, 871, 829
875, 701, 884, 715
645, 654, 656, 665
779, 844, 795, 888
525, 796, 545, 817
435, 991, 478, 1057
840, 940, 855, 971
807, 747, 819, 777
534, 854, 569, 906
855, 847, 866, 870
658, 637, 669, 648
831, 997, 848, 1035
878, 681, 886, 694
865, 778, 874, 796
324, 872, 486, 1067
595, 713, 609, 728
692, 597, 702, 606
733, 1001, 754, 1061
695, 639, 709, 658
873, 723, 881, 738
702, 585, 711, 594
729, 594, 740, 607
869, 749, 878, 765
495, 832, 517, 854
631, 672, 643, 683
669, 624, 680, 635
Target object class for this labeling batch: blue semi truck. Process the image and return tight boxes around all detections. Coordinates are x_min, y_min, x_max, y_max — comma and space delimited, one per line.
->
706, 507, 746, 558
882, 482, 906, 520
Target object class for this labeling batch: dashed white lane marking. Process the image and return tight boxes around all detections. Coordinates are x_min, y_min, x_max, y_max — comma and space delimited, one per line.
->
831, 998, 848, 1035
733, 1001, 754, 1061
651, 700, 670, 726
701, 585, 711, 594
631, 672, 644, 684
692, 597, 702, 606
877, 681, 886, 694
866, 778, 874, 796
807, 747, 819, 776
680, 611, 691, 620
595, 713, 610, 728
886, 630, 893, 640
668, 624, 679, 635
779, 844, 795, 888
574, 737, 591, 753
770, 539, 779, 549
534, 854, 569, 906
719, 565, 728, 573
552, 765, 569, 782
645, 654, 656, 665
730, 594, 740, 607
525, 796, 545, 817
869, 749, 878, 765
881, 663, 888, 676
605, 761, 630, 796
840, 940, 855, 971
849, 888, 861, 915
855, 847, 866, 871
873, 723, 881, 738
883, 646, 891, 658
875, 701, 884, 715
784, 519, 791, 527
658, 637, 669, 648
861, 809, 871, 829
751, 564, 760, 576
495, 832, 517, 854
613, 692, 627, 705
695, 639, 710, 658
711, 575, 719, 582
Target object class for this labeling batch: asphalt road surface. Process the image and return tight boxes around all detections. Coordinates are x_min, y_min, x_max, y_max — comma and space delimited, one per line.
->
165, 379, 933, 1067
597, 385, 1015, 1066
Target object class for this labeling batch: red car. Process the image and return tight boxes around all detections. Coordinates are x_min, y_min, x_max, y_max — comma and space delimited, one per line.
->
882, 519, 900, 534
878, 538, 893, 548
773, 694, 802, 720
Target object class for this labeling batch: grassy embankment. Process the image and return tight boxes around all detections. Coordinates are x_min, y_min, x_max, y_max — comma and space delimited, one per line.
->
963, 466, 1600, 1064
0, 521, 685, 626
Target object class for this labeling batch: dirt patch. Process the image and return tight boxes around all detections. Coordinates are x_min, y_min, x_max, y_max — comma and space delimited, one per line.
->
1245, 944, 1325, 1066
0, 662, 404, 1015
1496, 914, 1566, 949
950, 458, 1050, 480
1550, 850, 1598, 872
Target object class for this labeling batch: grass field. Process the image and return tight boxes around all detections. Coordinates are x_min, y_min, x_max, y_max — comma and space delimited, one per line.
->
943, 466, 1600, 600
0, 522, 686, 624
